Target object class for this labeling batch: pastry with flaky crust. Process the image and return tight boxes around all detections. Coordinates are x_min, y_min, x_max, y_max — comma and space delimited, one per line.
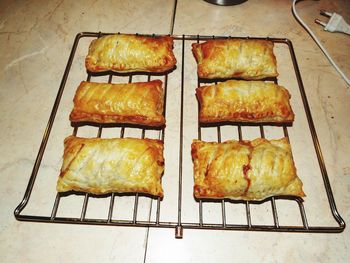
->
191, 138, 305, 201
57, 136, 164, 197
192, 39, 278, 80
86, 34, 176, 73
70, 80, 165, 127
196, 80, 294, 124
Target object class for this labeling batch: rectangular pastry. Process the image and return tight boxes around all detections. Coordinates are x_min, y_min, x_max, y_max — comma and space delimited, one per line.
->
70, 80, 165, 127
85, 34, 177, 73
57, 136, 164, 197
192, 39, 278, 80
191, 138, 305, 201
196, 80, 294, 123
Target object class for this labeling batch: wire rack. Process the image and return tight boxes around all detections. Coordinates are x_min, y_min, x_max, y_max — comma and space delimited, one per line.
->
14, 32, 345, 238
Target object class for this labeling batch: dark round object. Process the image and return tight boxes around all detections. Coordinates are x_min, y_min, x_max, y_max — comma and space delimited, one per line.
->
204, 0, 248, 6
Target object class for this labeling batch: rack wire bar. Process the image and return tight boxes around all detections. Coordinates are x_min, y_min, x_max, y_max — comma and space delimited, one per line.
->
221, 201, 227, 227
14, 33, 345, 238
271, 197, 280, 228
175, 35, 186, 238
107, 194, 115, 223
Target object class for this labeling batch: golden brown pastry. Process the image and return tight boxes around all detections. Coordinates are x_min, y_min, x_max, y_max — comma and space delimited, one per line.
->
191, 138, 305, 201
57, 136, 164, 197
70, 80, 165, 127
196, 80, 294, 123
192, 39, 278, 79
85, 34, 176, 73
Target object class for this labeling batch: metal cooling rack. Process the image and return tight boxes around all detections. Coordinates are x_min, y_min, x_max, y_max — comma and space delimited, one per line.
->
14, 32, 177, 232
14, 33, 345, 238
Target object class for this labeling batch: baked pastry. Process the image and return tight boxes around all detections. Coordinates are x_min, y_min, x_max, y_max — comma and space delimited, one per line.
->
70, 80, 165, 127
57, 136, 164, 197
191, 138, 305, 201
85, 34, 176, 73
192, 39, 278, 79
196, 80, 294, 123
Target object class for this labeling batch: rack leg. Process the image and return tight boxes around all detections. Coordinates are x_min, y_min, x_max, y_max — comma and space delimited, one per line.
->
175, 225, 183, 239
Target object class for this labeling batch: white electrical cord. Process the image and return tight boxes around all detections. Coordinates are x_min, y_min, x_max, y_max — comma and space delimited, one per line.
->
292, 0, 350, 86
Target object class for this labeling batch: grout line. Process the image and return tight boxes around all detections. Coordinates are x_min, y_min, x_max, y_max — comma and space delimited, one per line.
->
143, 126, 167, 262
170, 0, 178, 35
143, 199, 154, 263
144, 1, 178, 260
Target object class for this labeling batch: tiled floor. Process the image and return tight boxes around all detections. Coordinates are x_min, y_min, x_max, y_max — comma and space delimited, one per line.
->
1, 0, 349, 262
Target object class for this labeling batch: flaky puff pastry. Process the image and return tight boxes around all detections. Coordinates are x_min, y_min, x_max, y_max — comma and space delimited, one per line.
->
192, 39, 278, 80
191, 138, 305, 201
85, 34, 176, 73
57, 136, 164, 197
196, 80, 294, 123
70, 80, 165, 127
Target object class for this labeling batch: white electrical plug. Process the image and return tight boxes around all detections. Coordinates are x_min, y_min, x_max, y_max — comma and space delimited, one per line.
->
315, 10, 350, 35
292, 0, 350, 86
